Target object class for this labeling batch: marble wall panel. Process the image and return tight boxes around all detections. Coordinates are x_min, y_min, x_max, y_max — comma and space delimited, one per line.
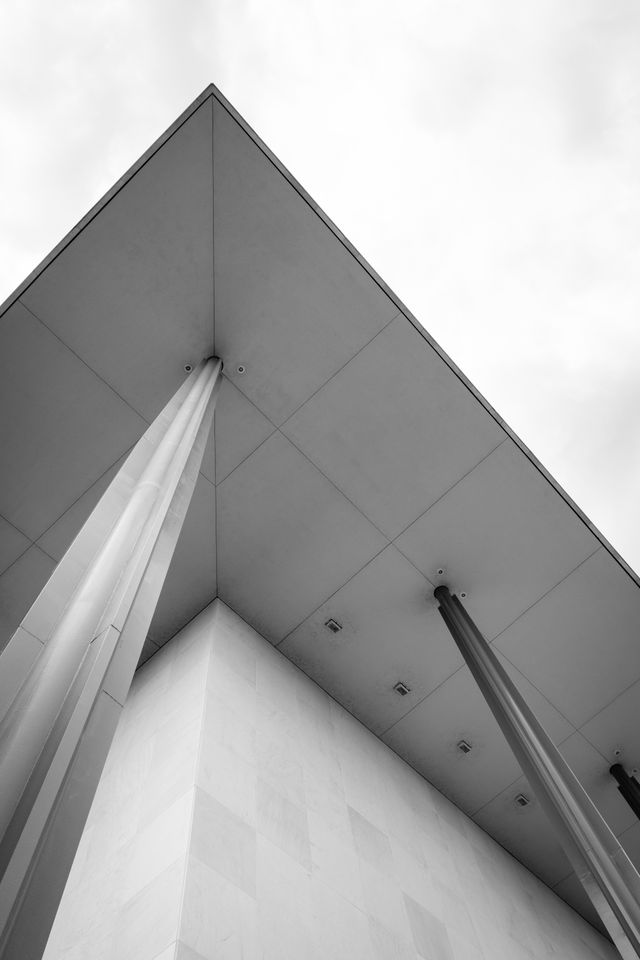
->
190, 786, 256, 897
179, 855, 258, 958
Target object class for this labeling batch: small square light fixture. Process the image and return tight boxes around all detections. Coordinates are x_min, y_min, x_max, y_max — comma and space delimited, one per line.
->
324, 618, 342, 635
456, 739, 473, 754
514, 793, 530, 807
393, 681, 411, 697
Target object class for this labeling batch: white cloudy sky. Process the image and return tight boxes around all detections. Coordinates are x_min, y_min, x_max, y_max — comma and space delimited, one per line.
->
2, 0, 640, 568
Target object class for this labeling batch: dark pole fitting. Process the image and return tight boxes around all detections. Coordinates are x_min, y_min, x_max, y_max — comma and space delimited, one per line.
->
610, 763, 640, 821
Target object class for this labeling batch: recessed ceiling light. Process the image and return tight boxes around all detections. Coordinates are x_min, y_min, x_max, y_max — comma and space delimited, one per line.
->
184, 363, 193, 373
393, 681, 411, 697
324, 618, 342, 634
236, 364, 247, 375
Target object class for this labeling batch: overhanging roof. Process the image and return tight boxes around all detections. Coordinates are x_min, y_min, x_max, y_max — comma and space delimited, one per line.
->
1, 84, 639, 933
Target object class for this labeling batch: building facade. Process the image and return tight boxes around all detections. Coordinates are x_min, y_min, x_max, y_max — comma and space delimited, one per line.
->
1, 86, 639, 958
44, 601, 617, 959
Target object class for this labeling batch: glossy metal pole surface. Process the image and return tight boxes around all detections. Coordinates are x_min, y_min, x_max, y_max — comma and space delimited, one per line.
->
434, 585, 640, 960
0, 358, 222, 960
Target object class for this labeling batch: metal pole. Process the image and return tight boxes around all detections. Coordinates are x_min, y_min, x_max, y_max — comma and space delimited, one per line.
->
610, 766, 640, 822
434, 585, 640, 960
0, 357, 222, 960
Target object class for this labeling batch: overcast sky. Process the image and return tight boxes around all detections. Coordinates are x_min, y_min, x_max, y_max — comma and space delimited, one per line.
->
2, 0, 640, 569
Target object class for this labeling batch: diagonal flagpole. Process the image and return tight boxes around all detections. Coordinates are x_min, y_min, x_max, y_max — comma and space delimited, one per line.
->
435, 584, 640, 960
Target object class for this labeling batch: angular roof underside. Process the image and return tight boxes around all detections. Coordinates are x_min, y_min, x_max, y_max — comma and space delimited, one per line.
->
1, 85, 639, 933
